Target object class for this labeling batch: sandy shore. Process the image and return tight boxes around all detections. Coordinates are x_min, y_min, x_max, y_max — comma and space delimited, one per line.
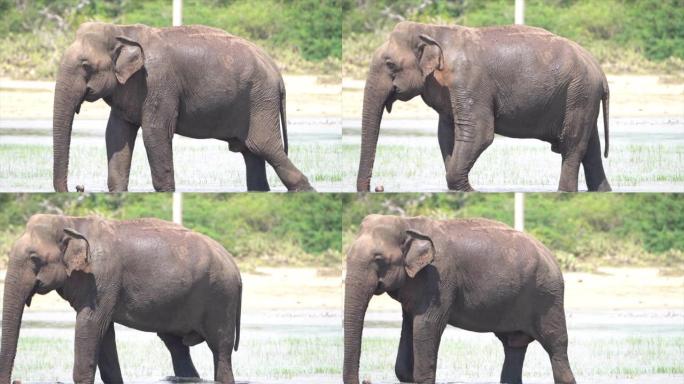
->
0, 74, 341, 119
1, 74, 681, 121
365, 266, 684, 312
1, 267, 681, 314
342, 74, 684, 119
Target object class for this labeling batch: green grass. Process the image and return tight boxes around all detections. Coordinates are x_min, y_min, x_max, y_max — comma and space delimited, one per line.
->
11, 331, 342, 381
0, 140, 342, 192
10, 311, 684, 383
2, 135, 681, 193
357, 321, 684, 383
338, 139, 684, 192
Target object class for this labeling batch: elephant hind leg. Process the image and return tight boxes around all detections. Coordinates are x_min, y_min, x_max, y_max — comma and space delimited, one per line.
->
241, 150, 270, 191
532, 306, 576, 384
157, 332, 200, 378
582, 126, 611, 191
495, 332, 533, 384
245, 111, 314, 191
206, 335, 235, 384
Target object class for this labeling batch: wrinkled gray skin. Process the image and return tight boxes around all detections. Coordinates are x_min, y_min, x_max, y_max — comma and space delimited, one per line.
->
53, 22, 314, 192
0, 214, 242, 384
358, 21, 610, 192
344, 215, 575, 384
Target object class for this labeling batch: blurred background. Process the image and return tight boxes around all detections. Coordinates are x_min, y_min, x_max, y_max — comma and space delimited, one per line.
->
0, 0, 343, 192
342, 0, 683, 78
0, 0, 341, 79
340, 0, 684, 192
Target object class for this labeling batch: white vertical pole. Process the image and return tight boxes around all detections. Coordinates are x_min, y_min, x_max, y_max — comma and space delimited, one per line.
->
173, 192, 183, 225
514, 192, 524, 231
515, 0, 525, 25
172, 0, 182, 26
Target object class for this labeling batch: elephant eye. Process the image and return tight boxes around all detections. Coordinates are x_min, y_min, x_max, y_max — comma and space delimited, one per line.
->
373, 253, 386, 265
385, 60, 397, 72
82, 62, 94, 75
29, 252, 42, 269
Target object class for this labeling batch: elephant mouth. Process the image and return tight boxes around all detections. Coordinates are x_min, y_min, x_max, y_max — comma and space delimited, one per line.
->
25, 280, 40, 307
84, 87, 98, 102
374, 280, 386, 295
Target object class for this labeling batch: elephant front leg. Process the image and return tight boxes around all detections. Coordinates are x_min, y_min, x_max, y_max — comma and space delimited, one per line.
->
141, 96, 178, 192
411, 313, 448, 383
445, 94, 494, 191
395, 311, 414, 383
437, 114, 455, 169
98, 323, 123, 384
106, 111, 139, 192
73, 307, 115, 384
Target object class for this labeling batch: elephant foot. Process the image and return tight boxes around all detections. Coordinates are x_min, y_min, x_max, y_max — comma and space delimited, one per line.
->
291, 184, 316, 192
447, 181, 475, 192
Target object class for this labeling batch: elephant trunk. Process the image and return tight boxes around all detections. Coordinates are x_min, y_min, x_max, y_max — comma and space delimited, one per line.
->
0, 258, 35, 382
356, 64, 394, 192
53, 64, 86, 192
342, 270, 376, 384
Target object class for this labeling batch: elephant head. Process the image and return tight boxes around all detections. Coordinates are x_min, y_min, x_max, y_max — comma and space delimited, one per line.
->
0, 215, 92, 381
343, 215, 435, 383
357, 22, 444, 191
53, 22, 144, 191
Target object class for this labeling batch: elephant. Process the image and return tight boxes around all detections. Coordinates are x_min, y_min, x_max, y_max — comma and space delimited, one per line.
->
357, 21, 611, 192
343, 214, 575, 384
53, 22, 314, 192
0, 214, 242, 384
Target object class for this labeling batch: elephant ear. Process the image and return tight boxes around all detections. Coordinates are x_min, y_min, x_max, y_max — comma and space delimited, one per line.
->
403, 229, 435, 278
114, 37, 144, 85
417, 34, 444, 76
63, 228, 91, 276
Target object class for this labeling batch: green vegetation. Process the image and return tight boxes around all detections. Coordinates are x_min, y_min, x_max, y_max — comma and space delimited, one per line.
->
0, 193, 682, 272
0, 0, 341, 79
342, 0, 684, 78
0, 193, 343, 269
0, 139, 343, 193
359, 325, 684, 382
12, 330, 341, 380
342, 193, 684, 272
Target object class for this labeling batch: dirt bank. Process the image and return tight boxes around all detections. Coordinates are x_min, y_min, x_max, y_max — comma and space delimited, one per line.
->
0, 74, 341, 119
342, 74, 684, 119
2, 267, 679, 313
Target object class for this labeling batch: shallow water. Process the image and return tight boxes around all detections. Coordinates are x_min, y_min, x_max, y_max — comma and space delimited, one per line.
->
8, 309, 683, 383
340, 117, 684, 192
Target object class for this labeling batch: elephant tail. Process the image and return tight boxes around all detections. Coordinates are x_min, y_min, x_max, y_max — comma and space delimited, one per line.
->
234, 283, 241, 351
602, 78, 609, 158
279, 79, 289, 155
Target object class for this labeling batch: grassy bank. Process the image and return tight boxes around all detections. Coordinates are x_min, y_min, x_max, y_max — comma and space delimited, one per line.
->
1, 194, 682, 273
0, 0, 342, 79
